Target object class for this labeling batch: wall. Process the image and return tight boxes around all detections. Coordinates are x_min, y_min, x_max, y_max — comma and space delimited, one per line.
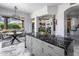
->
71, 17, 79, 29
31, 6, 48, 18
0, 6, 28, 16
47, 6, 58, 15
55, 4, 70, 37
70, 17, 79, 35
31, 6, 58, 18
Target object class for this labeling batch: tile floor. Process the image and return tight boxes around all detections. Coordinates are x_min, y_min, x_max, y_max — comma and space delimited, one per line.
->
0, 42, 32, 56
0, 37, 32, 56
71, 35, 79, 56
2, 37, 25, 47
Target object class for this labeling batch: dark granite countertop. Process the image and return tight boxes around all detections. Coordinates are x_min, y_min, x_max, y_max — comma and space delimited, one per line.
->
26, 33, 74, 49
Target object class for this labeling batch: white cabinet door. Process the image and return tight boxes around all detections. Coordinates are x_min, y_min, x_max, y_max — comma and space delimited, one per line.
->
26, 35, 29, 48
50, 44, 64, 56
26, 35, 64, 56
42, 41, 64, 56
42, 41, 51, 56
26, 35, 32, 52
31, 37, 42, 56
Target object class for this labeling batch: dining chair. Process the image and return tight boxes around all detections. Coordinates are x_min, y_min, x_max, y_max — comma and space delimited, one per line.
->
0, 32, 12, 40
0, 32, 5, 40
18, 30, 26, 38
17, 30, 27, 48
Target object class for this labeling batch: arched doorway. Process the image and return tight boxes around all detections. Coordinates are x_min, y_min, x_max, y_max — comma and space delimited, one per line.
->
64, 5, 79, 37
64, 5, 79, 56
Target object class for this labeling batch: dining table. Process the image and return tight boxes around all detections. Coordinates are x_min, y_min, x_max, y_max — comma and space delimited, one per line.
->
5, 31, 23, 44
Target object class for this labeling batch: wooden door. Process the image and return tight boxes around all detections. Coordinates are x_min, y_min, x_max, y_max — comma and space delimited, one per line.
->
67, 17, 71, 33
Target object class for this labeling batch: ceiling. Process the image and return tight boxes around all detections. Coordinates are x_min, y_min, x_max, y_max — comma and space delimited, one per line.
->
39, 15, 52, 20
0, 3, 60, 14
66, 5, 79, 17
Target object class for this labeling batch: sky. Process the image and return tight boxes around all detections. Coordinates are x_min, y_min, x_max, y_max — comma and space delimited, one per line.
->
0, 16, 22, 23
0, 16, 4, 22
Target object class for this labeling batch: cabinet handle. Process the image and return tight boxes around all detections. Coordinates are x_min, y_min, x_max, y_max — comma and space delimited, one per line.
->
42, 48, 44, 53
48, 53, 52, 56
31, 41, 33, 52
48, 45, 54, 49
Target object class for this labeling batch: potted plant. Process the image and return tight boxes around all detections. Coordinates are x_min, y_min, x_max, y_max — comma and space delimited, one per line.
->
39, 27, 47, 35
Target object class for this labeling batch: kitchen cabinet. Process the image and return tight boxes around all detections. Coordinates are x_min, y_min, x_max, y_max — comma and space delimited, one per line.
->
26, 35, 32, 52
31, 37, 43, 56
42, 41, 64, 56
26, 35, 64, 56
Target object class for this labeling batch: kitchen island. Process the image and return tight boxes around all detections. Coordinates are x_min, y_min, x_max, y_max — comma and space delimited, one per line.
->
26, 33, 73, 56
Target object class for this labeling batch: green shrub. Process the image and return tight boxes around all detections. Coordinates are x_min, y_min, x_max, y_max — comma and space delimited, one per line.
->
39, 27, 46, 32
0, 22, 4, 29
8, 23, 21, 29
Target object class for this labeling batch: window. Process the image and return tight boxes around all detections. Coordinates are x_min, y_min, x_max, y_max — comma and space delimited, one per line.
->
0, 16, 24, 30
0, 16, 4, 30
8, 18, 23, 29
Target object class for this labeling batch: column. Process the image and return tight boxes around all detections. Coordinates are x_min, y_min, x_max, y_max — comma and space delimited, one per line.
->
24, 15, 32, 33
4, 17, 8, 29
51, 15, 57, 36
34, 17, 40, 36
22, 20, 24, 28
